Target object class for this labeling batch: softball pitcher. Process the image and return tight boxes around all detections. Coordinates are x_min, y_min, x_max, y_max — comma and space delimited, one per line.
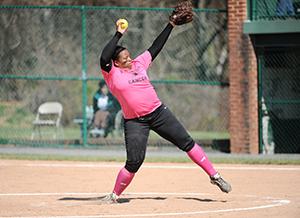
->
99, 0, 231, 203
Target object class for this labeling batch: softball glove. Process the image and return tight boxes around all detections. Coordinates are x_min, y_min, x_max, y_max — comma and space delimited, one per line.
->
169, 0, 194, 25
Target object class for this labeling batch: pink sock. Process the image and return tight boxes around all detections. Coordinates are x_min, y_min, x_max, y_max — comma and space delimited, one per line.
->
113, 167, 135, 196
187, 143, 217, 177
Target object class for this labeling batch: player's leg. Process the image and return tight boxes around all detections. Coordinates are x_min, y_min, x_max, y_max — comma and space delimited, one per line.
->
107, 119, 150, 202
187, 144, 231, 193
151, 105, 231, 193
150, 105, 216, 175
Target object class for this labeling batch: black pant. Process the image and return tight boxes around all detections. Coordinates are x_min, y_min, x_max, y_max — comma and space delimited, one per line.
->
124, 104, 195, 173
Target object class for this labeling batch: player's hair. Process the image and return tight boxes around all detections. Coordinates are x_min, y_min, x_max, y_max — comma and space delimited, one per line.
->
112, 45, 126, 60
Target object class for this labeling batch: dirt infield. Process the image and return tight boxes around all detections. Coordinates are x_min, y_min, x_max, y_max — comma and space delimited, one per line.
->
0, 160, 299, 218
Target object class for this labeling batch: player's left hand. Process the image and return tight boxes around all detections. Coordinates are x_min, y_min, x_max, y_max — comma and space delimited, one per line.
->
169, 0, 194, 25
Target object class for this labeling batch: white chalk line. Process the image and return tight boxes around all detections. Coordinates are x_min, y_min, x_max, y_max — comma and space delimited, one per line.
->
0, 192, 290, 218
0, 162, 300, 171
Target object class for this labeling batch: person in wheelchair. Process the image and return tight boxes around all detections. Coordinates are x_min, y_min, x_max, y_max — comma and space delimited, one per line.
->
90, 80, 121, 137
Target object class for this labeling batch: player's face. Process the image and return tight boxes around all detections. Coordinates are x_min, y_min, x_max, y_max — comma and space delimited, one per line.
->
114, 49, 132, 69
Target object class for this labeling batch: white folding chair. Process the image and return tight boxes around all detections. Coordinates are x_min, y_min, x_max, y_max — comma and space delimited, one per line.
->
31, 102, 63, 140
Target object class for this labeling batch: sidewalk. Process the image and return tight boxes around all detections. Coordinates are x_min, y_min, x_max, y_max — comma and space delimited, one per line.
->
0, 145, 299, 162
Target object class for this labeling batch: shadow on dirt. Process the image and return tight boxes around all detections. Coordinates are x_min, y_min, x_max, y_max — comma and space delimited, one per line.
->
59, 195, 226, 204
177, 197, 227, 203
58, 196, 166, 204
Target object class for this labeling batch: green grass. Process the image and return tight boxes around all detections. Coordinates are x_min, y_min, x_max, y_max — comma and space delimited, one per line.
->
208, 157, 300, 165
0, 125, 229, 142
0, 153, 125, 162
0, 102, 229, 142
7, 108, 29, 124
149, 131, 229, 140
0, 105, 6, 116
0, 126, 81, 140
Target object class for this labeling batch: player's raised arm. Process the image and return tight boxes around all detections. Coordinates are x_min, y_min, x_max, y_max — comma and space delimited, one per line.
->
100, 19, 128, 72
147, 0, 194, 61
147, 23, 174, 61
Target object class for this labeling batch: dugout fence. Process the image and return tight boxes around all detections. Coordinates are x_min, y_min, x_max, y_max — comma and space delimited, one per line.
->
248, 0, 300, 20
0, 5, 229, 148
258, 48, 300, 154
247, 0, 300, 154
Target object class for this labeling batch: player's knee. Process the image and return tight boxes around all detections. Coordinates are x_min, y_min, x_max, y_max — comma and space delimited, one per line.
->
125, 160, 144, 173
180, 138, 195, 152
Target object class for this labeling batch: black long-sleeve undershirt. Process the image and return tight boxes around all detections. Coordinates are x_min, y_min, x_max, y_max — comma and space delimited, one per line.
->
100, 31, 123, 72
147, 23, 173, 61
100, 23, 174, 73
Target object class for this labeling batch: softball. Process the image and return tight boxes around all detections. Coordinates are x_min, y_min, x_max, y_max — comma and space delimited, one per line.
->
116, 18, 128, 30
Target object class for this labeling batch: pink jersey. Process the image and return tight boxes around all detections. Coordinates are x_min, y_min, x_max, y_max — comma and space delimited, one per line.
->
102, 50, 162, 119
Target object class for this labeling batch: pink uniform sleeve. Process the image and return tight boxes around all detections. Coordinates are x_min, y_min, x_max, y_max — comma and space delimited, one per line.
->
134, 50, 152, 71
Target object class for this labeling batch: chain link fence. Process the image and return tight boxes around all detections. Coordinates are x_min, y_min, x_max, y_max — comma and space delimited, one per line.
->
259, 48, 300, 154
0, 5, 228, 147
248, 0, 300, 20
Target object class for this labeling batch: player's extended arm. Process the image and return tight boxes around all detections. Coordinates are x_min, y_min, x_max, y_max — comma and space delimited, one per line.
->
100, 32, 123, 72
148, 0, 194, 61
147, 22, 174, 61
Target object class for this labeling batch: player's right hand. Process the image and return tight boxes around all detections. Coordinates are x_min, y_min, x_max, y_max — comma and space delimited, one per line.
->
116, 20, 128, 34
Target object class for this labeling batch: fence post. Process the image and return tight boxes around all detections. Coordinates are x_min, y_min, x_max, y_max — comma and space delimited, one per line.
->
257, 54, 263, 153
247, 0, 251, 20
252, 0, 257, 20
81, 5, 88, 146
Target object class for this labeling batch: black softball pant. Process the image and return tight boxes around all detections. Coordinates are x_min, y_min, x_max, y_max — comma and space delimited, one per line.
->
123, 104, 195, 173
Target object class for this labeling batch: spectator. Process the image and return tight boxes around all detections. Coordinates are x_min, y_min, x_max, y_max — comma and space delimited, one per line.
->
276, 0, 295, 16
90, 80, 120, 137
